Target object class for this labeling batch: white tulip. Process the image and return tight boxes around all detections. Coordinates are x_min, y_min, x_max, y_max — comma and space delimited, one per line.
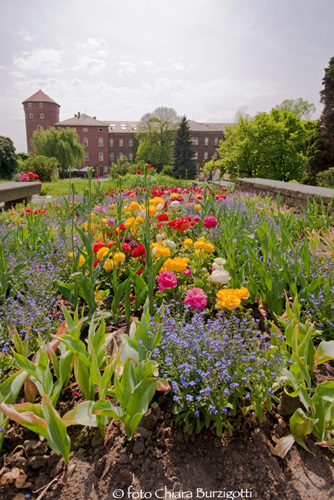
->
213, 257, 227, 267
156, 233, 166, 243
164, 239, 177, 249
170, 200, 180, 208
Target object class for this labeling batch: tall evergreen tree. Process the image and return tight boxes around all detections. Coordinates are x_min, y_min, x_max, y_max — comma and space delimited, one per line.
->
305, 57, 334, 184
172, 116, 197, 179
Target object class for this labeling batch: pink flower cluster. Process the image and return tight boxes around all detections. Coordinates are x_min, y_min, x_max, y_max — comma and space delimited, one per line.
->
184, 287, 207, 311
203, 216, 218, 229
19, 172, 40, 182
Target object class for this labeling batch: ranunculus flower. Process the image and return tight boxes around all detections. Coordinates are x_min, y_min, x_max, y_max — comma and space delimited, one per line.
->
192, 216, 200, 223
182, 268, 192, 276
157, 271, 177, 292
93, 242, 105, 253
132, 244, 146, 258
203, 216, 218, 229
122, 243, 131, 253
137, 170, 142, 174
208, 269, 230, 284
148, 164, 152, 169
184, 287, 207, 311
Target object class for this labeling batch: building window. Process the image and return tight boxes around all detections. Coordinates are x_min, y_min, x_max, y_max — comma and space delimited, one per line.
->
37, 125, 41, 131
214, 137, 219, 146
39, 103, 43, 108
214, 151, 218, 159
192, 137, 198, 146
28, 103, 32, 108
83, 127, 88, 132
98, 138, 103, 147
204, 152, 208, 160
109, 138, 114, 147
98, 128, 103, 132
83, 138, 88, 147
119, 139, 123, 147
99, 153, 104, 161
119, 153, 123, 159
29, 114, 33, 118
109, 153, 114, 162
85, 153, 89, 161
204, 137, 209, 146
72, 128, 76, 132
40, 114, 44, 119
129, 152, 133, 161
194, 152, 198, 160
129, 139, 133, 147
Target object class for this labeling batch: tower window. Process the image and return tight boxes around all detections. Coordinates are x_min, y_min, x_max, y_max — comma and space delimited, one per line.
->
28, 103, 32, 108
98, 138, 103, 147
85, 153, 89, 161
39, 103, 43, 108
98, 128, 103, 132
83, 138, 88, 147
40, 114, 44, 119
29, 114, 33, 118
37, 125, 41, 130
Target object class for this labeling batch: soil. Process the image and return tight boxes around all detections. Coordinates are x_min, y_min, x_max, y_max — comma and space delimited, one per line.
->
1, 392, 333, 500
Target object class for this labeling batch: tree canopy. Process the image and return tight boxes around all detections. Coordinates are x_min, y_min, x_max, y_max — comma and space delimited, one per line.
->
0, 136, 17, 179
31, 127, 84, 178
273, 98, 316, 119
136, 107, 180, 171
218, 110, 314, 181
305, 57, 334, 184
172, 116, 197, 179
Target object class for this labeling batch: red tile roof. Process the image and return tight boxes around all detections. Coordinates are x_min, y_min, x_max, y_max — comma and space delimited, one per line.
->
56, 113, 109, 127
22, 89, 60, 106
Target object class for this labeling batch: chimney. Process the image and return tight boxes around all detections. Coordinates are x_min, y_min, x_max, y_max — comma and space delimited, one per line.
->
78, 112, 81, 118
74, 114, 77, 117
93, 116, 96, 120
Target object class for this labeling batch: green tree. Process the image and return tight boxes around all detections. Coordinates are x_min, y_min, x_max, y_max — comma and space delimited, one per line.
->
0, 136, 17, 179
136, 107, 180, 171
219, 111, 309, 181
31, 127, 84, 178
172, 116, 197, 179
273, 98, 316, 119
305, 57, 334, 184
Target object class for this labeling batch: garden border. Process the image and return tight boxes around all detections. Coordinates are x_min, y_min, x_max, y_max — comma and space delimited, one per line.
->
0, 181, 42, 207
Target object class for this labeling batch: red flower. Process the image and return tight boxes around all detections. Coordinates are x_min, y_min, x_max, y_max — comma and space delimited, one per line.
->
132, 244, 146, 258
120, 224, 126, 231
173, 217, 191, 232
93, 242, 105, 253
136, 170, 142, 175
136, 268, 143, 275
193, 216, 200, 223
26, 208, 31, 214
122, 243, 131, 253
156, 222, 163, 229
93, 259, 99, 269
147, 164, 152, 169
95, 174, 98, 178
156, 214, 169, 222
107, 240, 115, 247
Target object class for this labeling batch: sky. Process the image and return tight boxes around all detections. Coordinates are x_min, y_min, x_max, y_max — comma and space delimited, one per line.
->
0, 0, 333, 153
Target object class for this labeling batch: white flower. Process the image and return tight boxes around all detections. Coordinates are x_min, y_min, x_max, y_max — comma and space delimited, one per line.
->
170, 200, 180, 208
213, 257, 227, 268
163, 239, 177, 249
156, 233, 166, 243
157, 203, 164, 211
208, 269, 230, 284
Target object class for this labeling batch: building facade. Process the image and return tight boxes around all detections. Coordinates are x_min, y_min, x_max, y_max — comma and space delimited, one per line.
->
23, 90, 231, 173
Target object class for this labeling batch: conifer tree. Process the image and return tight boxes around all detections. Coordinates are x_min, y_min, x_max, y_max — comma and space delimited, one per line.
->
173, 116, 197, 179
305, 57, 334, 184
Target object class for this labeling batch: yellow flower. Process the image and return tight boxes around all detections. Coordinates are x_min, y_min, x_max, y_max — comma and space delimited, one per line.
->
183, 238, 193, 247
195, 249, 201, 257
154, 246, 171, 257
125, 211, 132, 217
170, 193, 179, 199
114, 252, 126, 265
215, 288, 248, 310
204, 243, 215, 253
109, 204, 115, 210
149, 206, 157, 217
234, 287, 249, 299
124, 217, 135, 229
96, 233, 104, 243
135, 216, 144, 224
194, 239, 206, 250
90, 213, 95, 220
97, 247, 109, 261
103, 258, 114, 272
150, 196, 165, 206
130, 201, 140, 211
78, 255, 85, 268
69, 252, 74, 258
163, 257, 189, 272
123, 206, 129, 211
194, 204, 201, 211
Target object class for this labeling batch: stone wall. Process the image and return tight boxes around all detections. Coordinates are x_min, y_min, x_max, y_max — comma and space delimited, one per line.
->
237, 178, 334, 212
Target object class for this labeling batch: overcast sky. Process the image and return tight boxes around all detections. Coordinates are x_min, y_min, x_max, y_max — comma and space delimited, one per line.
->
0, 0, 333, 152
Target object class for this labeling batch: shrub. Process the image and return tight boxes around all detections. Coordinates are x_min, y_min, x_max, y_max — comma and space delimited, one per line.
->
21, 155, 59, 182
316, 167, 334, 187
161, 165, 174, 176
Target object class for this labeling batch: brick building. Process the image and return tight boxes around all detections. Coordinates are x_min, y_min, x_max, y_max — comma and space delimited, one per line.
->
23, 90, 231, 173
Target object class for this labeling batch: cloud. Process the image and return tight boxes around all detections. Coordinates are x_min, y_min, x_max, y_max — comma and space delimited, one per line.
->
74, 56, 107, 74
13, 48, 63, 74
18, 30, 37, 42
117, 61, 137, 77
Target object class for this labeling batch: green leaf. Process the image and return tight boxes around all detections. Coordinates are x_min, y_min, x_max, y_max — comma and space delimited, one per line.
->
0, 402, 48, 439
92, 399, 124, 419
314, 341, 334, 366
62, 401, 97, 427
42, 394, 71, 463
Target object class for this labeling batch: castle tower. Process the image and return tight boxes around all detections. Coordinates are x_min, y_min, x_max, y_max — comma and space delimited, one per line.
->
22, 89, 60, 153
